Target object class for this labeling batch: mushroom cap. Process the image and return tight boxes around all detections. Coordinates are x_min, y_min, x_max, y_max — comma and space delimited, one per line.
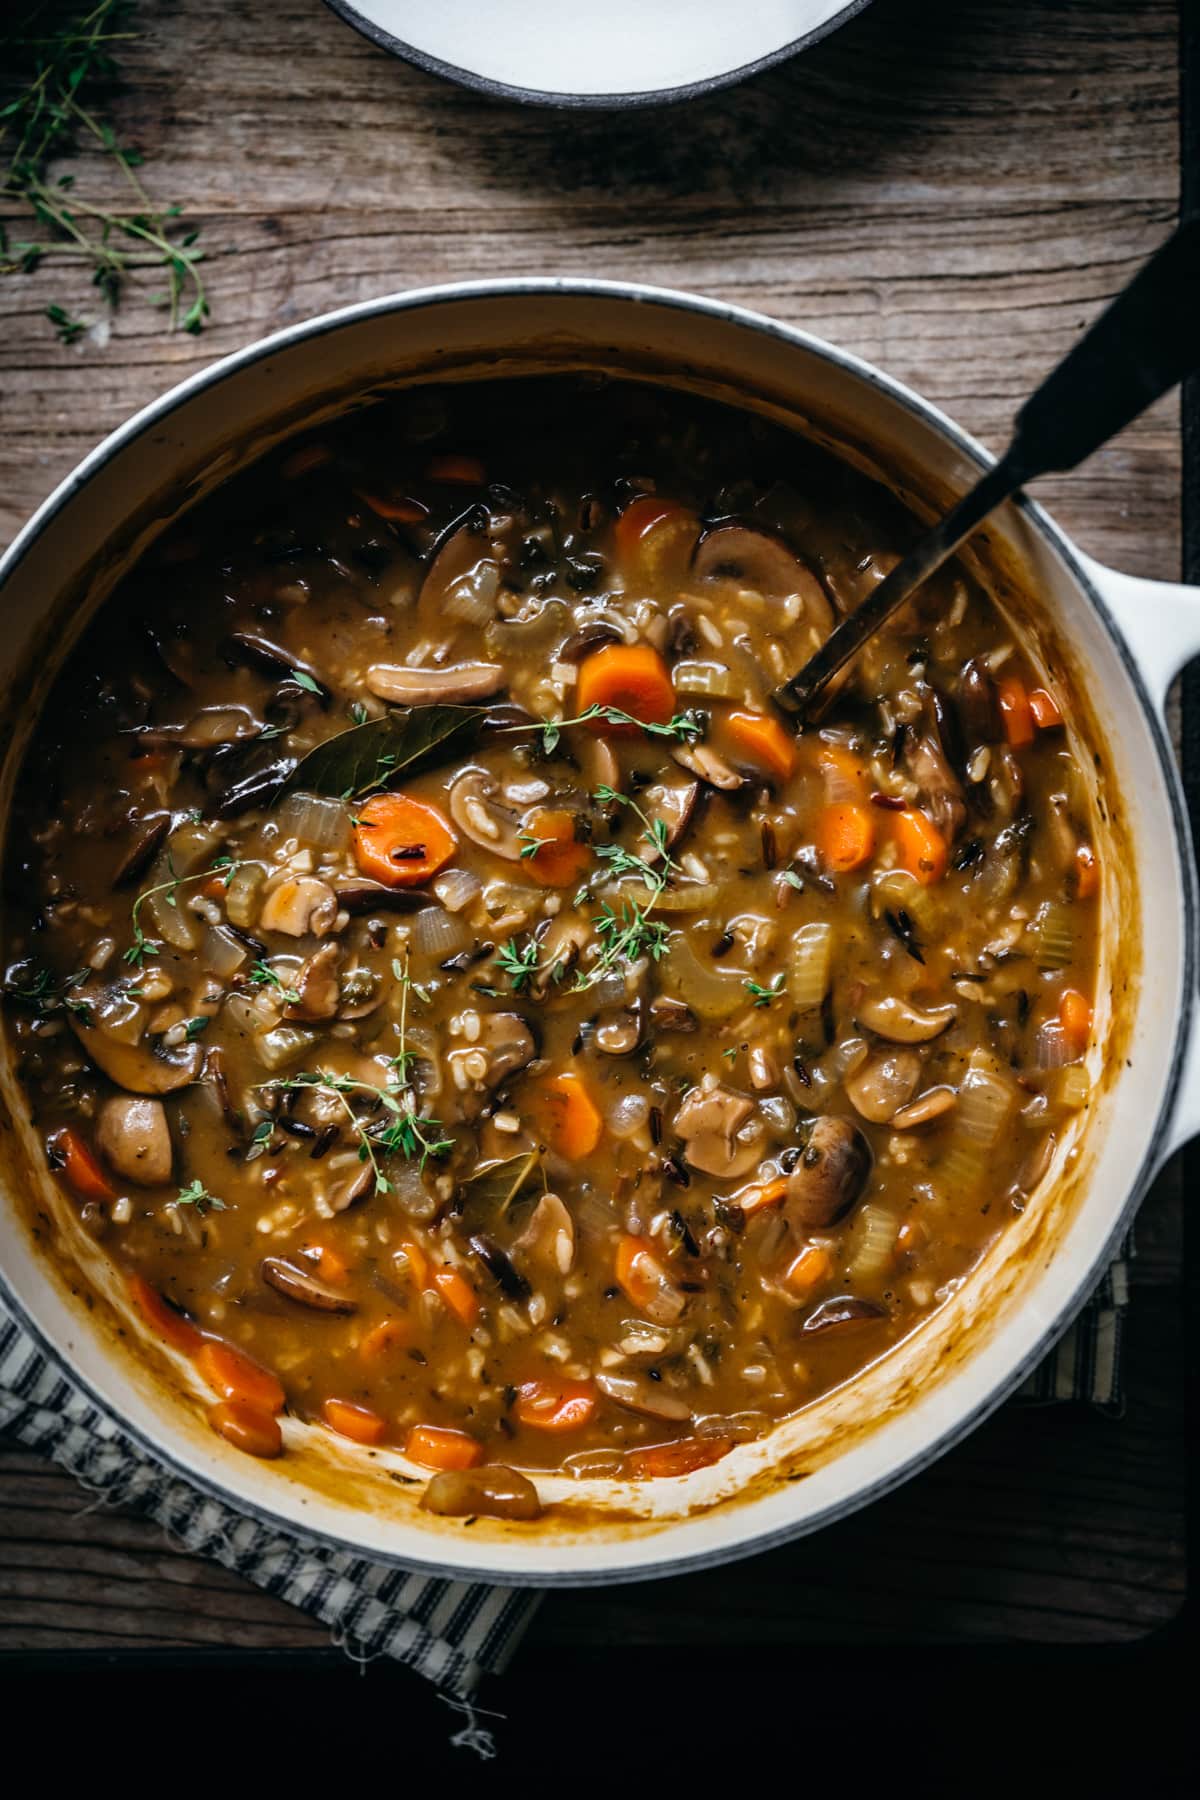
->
785, 1115, 873, 1229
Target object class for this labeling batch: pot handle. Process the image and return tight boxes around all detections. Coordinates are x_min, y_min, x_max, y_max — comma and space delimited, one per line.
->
1081, 553, 1200, 1164
1079, 553, 1200, 709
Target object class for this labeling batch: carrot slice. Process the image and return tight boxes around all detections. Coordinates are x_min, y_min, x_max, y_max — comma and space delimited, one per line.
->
127, 1273, 204, 1356
50, 1127, 117, 1203
523, 807, 592, 888
1059, 988, 1093, 1060
514, 1378, 596, 1433
815, 742, 870, 803
424, 453, 485, 485
783, 1244, 833, 1297
432, 1265, 480, 1328
300, 1240, 352, 1286
359, 1317, 414, 1362
196, 1339, 286, 1414
1029, 686, 1063, 730
997, 674, 1035, 748
626, 1436, 733, 1479
353, 791, 456, 888
892, 808, 948, 885
614, 1235, 673, 1312
207, 1400, 283, 1459
725, 709, 799, 782
406, 1423, 483, 1471
396, 1238, 430, 1290
575, 643, 675, 735
323, 1397, 388, 1445
733, 1175, 789, 1216
816, 801, 875, 872
527, 1070, 603, 1159
1073, 842, 1099, 900
612, 495, 700, 581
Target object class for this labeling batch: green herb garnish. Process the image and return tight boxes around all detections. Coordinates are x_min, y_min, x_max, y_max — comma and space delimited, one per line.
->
174, 1178, 226, 1215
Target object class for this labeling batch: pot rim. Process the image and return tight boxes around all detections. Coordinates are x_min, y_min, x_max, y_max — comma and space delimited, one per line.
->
318, 0, 875, 111
0, 276, 1192, 1586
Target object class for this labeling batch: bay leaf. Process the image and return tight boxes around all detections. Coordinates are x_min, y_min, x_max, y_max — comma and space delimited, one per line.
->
278, 704, 483, 801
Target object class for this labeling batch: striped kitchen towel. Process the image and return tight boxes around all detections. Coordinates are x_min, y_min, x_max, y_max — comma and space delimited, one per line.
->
0, 1236, 1131, 1719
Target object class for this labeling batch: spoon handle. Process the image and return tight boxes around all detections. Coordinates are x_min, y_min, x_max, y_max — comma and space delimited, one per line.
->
773, 219, 1200, 723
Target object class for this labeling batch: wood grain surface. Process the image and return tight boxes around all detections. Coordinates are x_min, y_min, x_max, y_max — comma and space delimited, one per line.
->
0, 0, 1187, 1656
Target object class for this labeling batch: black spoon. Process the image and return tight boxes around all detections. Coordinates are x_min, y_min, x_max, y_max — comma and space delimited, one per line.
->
773, 218, 1200, 725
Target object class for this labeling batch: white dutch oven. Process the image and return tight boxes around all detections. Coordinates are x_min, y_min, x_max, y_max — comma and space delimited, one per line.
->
1, 282, 1197, 1585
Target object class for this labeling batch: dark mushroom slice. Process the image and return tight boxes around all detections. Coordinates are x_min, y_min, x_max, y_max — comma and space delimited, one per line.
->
210, 753, 298, 818
69, 1010, 202, 1097
333, 879, 429, 916
480, 1012, 537, 1087
957, 656, 1002, 744
261, 1256, 357, 1314
593, 998, 645, 1057
641, 779, 701, 862
286, 943, 342, 1023
559, 620, 624, 663
112, 813, 172, 889
448, 769, 525, 859
329, 1163, 374, 1213
420, 1464, 541, 1521
648, 995, 698, 1033
692, 524, 834, 643
672, 742, 746, 793
784, 1115, 872, 1229
594, 1371, 692, 1422
802, 1295, 888, 1335
469, 1233, 532, 1301
903, 699, 966, 841
223, 633, 332, 706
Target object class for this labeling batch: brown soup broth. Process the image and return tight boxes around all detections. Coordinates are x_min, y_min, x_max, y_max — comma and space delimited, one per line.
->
1, 377, 1099, 1483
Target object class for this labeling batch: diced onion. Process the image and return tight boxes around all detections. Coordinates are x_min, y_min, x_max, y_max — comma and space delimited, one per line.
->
410, 905, 473, 961
612, 881, 719, 914
203, 923, 248, 976
256, 1025, 317, 1071
787, 921, 833, 1009
433, 868, 482, 913
276, 791, 353, 853
1035, 1021, 1071, 1069
672, 660, 741, 699
1052, 1065, 1091, 1112
850, 1204, 899, 1280
955, 1051, 1016, 1147
443, 559, 501, 625
389, 1158, 438, 1220
145, 884, 199, 951
224, 861, 266, 929
608, 1092, 650, 1139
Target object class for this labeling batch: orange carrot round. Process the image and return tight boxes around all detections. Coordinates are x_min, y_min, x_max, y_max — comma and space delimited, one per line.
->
432, 1265, 480, 1328
782, 1244, 833, 1297
614, 1235, 673, 1313
51, 1127, 117, 1203
816, 801, 875, 872
997, 674, 1034, 748
1059, 988, 1093, 1059
523, 807, 592, 888
353, 791, 456, 888
196, 1339, 286, 1414
725, 709, 799, 782
514, 1378, 596, 1433
626, 1436, 732, 1479
396, 1238, 430, 1291
323, 1397, 388, 1445
575, 643, 675, 735
359, 1317, 414, 1362
207, 1399, 283, 1459
527, 1070, 603, 1159
733, 1175, 789, 1216
1074, 843, 1099, 900
1029, 686, 1063, 730
406, 1423, 483, 1471
892, 808, 948, 885
128, 1273, 204, 1356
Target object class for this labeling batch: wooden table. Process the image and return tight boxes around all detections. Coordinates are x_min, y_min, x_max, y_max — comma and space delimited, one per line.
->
0, 0, 1189, 1672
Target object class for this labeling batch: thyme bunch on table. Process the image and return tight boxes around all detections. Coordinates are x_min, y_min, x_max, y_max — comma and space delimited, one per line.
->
1, 0, 209, 341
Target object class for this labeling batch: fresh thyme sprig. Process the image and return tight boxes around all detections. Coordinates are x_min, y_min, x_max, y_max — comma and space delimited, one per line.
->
1, 0, 210, 340
493, 936, 542, 994
124, 852, 239, 968
249, 960, 301, 1005
517, 704, 704, 758
745, 973, 785, 1008
174, 1178, 226, 1215
2, 961, 94, 1023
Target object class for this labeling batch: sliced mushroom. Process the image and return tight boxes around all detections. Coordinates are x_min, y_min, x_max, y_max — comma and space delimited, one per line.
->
112, 813, 171, 889
856, 995, 957, 1044
891, 1085, 958, 1129
96, 1096, 173, 1186
210, 753, 298, 819
261, 1256, 357, 1313
958, 656, 1001, 744
420, 1464, 541, 1522
675, 1081, 758, 1178
515, 1191, 575, 1275
480, 1012, 536, 1087
259, 877, 337, 937
845, 1048, 922, 1124
671, 742, 745, 792
785, 1115, 872, 1229
333, 878, 428, 916
224, 633, 332, 706
69, 1009, 201, 1096
559, 620, 623, 662
802, 1295, 888, 1334
692, 525, 834, 641
641, 779, 701, 861
904, 703, 966, 842
595, 1370, 692, 1422
648, 995, 698, 1033
469, 1233, 532, 1300
366, 662, 505, 705
448, 769, 525, 859
286, 943, 341, 1022
593, 998, 645, 1056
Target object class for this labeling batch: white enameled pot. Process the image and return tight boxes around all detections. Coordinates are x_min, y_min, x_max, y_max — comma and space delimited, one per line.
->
1, 282, 1197, 1586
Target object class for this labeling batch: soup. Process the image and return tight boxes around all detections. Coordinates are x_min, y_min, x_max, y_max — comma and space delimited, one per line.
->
1, 377, 1099, 1517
